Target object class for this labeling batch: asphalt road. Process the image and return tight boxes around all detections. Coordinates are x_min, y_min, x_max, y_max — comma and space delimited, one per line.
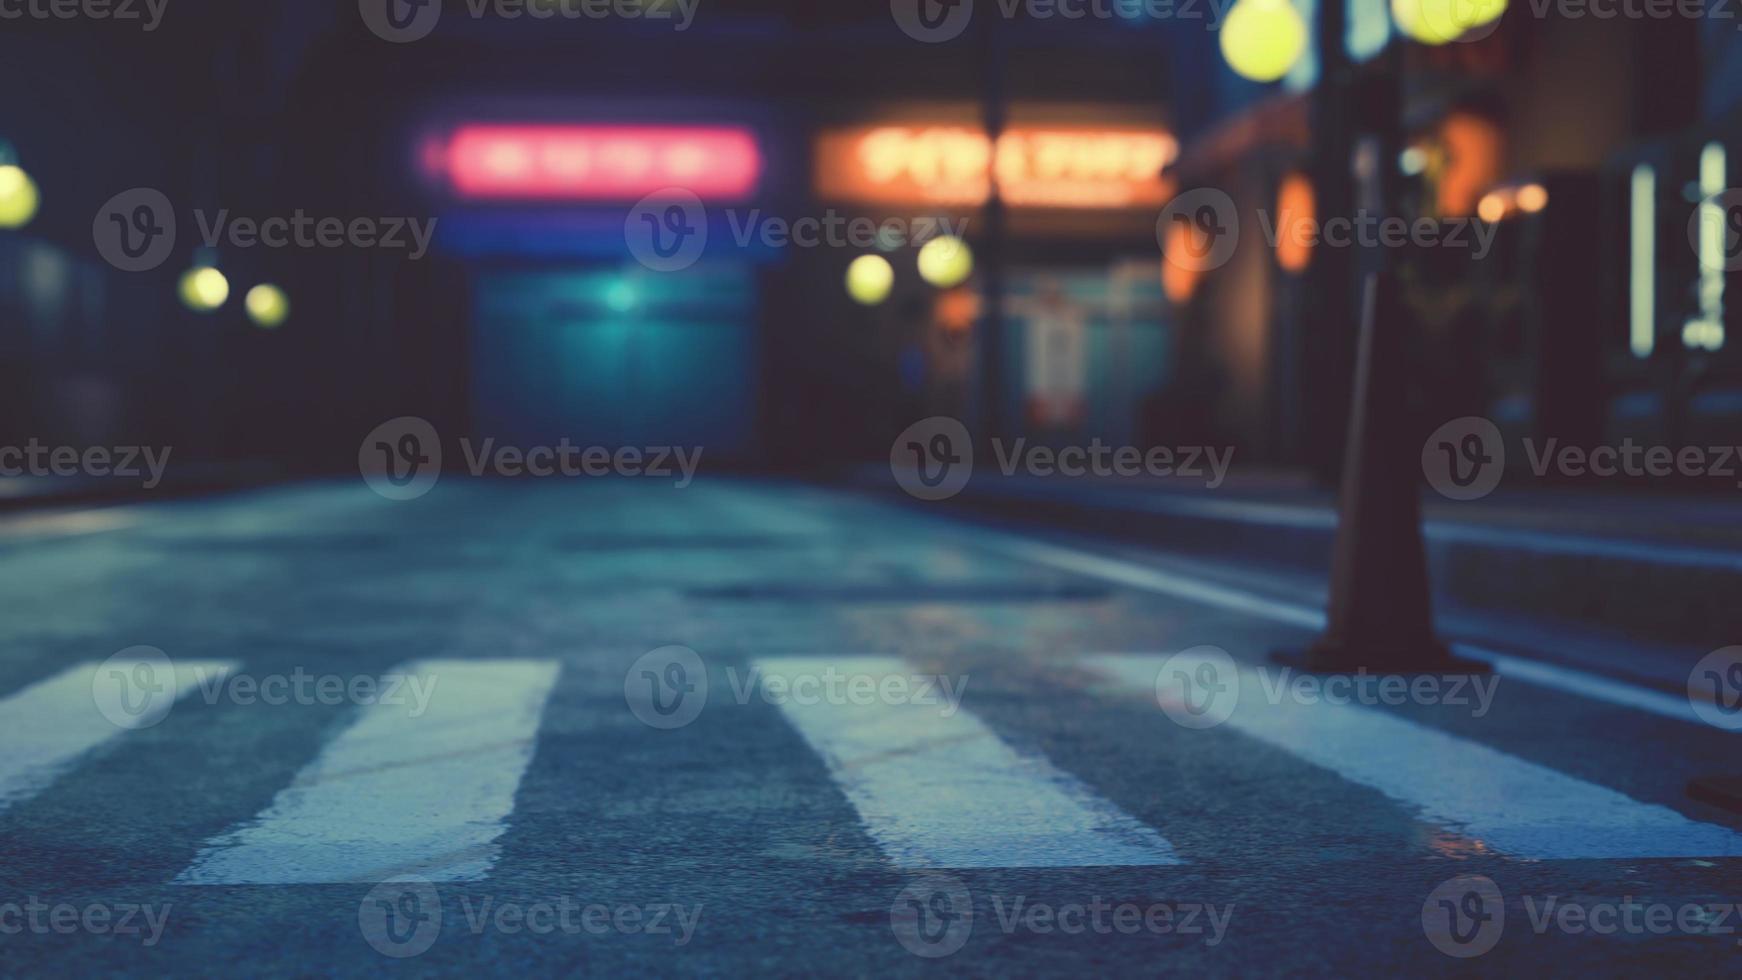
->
1, 478, 1739, 976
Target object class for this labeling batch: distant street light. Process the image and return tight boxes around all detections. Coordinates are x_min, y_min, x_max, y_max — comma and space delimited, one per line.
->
917, 235, 974, 289
0, 164, 40, 229
845, 254, 895, 306
245, 283, 291, 328
179, 266, 230, 312
1391, 0, 1506, 45
1477, 191, 1508, 224
1219, 0, 1308, 82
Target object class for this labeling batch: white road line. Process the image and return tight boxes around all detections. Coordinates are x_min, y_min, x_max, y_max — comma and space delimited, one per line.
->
175, 660, 559, 885
1001, 539, 1703, 726
1004, 540, 1324, 629
1483, 653, 1697, 723
1086, 653, 1742, 859
759, 656, 1181, 869
0, 508, 141, 541
0, 658, 233, 812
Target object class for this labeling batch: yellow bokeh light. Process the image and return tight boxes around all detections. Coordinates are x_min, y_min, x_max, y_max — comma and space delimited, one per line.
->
1516, 183, 1548, 213
1477, 192, 1508, 224
179, 266, 230, 312
1392, 0, 1506, 45
916, 235, 974, 289
1219, 0, 1308, 83
245, 283, 290, 329
846, 254, 894, 306
0, 165, 40, 229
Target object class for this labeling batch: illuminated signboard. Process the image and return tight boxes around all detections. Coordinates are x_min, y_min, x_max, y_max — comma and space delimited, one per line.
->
439, 125, 762, 202
815, 125, 1178, 210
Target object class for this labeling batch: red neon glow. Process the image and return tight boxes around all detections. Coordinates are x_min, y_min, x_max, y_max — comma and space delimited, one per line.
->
444, 125, 762, 201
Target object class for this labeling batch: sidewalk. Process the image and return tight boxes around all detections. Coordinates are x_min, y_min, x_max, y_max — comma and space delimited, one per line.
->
852, 466, 1742, 652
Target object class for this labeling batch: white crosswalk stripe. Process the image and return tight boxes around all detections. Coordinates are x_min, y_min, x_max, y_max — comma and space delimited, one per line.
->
758, 655, 1182, 869
0, 657, 233, 813
5, 646, 1734, 883
174, 659, 560, 885
1086, 652, 1742, 860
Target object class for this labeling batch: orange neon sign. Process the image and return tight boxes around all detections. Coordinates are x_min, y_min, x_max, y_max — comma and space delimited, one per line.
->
816, 125, 1178, 210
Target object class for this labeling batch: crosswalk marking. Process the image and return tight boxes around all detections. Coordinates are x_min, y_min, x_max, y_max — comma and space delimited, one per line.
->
1001, 538, 1704, 726
758, 656, 1181, 869
1086, 653, 1742, 860
175, 659, 559, 885
0, 658, 233, 812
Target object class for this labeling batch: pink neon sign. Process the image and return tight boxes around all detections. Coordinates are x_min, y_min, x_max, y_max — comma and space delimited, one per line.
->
441, 125, 762, 202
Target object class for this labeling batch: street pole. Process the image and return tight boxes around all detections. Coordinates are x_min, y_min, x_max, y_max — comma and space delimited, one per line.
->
978, 12, 1008, 445
1305, 0, 1356, 479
